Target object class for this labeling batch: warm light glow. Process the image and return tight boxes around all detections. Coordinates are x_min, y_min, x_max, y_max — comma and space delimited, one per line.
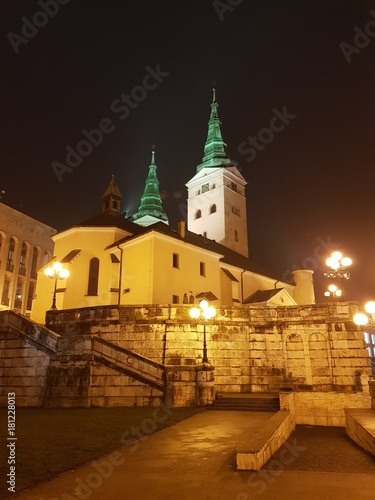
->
52, 262, 63, 272
199, 299, 209, 310
44, 262, 69, 280
324, 291, 330, 297
353, 313, 369, 326
330, 260, 340, 270
328, 284, 337, 292
335, 289, 342, 297
189, 307, 200, 319
331, 251, 343, 261
341, 257, 352, 267
205, 306, 217, 319
365, 301, 375, 314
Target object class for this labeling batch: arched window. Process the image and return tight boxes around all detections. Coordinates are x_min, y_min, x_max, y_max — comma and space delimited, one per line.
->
234, 230, 239, 242
209, 204, 217, 214
87, 258, 100, 296
195, 209, 202, 219
19, 243, 27, 275
7, 238, 15, 272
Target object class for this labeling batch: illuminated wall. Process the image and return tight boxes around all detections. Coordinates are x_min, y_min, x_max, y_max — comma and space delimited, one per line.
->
0, 203, 55, 316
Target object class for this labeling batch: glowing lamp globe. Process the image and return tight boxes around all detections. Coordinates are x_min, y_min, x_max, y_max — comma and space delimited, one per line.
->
189, 307, 200, 319
353, 313, 369, 326
365, 302, 375, 314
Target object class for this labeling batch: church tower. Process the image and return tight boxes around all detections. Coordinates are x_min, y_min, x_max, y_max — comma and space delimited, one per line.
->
132, 148, 169, 227
186, 90, 248, 257
102, 174, 122, 216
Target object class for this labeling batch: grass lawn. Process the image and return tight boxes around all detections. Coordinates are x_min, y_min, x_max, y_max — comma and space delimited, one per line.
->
0, 406, 204, 498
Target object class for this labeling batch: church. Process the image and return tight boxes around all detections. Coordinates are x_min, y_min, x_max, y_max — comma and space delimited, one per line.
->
0, 92, 371, 445
31, 91, 314, 324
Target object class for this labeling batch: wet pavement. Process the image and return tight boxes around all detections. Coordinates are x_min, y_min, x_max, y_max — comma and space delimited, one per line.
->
12, 410, 375, 500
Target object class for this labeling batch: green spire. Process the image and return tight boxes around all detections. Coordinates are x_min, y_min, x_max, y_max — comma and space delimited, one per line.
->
196, 88, 232, 173
132, 148, 169, 226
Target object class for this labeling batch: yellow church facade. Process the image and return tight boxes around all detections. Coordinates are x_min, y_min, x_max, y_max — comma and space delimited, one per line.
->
31, 92, 315, 323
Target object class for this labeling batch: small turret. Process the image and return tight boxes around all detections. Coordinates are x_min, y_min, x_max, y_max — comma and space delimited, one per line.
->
102, 175, 122, 216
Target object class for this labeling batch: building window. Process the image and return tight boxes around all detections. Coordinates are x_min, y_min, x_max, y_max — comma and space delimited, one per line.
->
203, 231, 207, 238
195, 209, 202, 219
200, 262, 206, 276
1, 279, 10, 306
232, 206, 240, 216
234, 230, 238, 242
6, 238, 15, 272
87, 257, 100, 296
26, 281, 35, 310
19, 243, 27, 276
209, 204, 216, 214
173, 253, 179, 269
172, 295, 179, 304
31, 247, 39, 279
231, 182, 237, 192
14, 280, 23, 309
211, 183, 216, 189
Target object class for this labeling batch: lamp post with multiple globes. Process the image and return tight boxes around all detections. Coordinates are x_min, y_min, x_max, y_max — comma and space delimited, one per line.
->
323, 251, 352, 300
44, 262, 69, 310
189, 299, 216, 363
324, 284, 342, 301
324, 251, 352, 280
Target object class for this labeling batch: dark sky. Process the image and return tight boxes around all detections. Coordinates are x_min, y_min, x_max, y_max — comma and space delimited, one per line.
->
1, 0, 375, 304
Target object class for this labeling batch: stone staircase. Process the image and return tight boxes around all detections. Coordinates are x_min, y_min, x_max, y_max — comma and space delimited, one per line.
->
208, 392, 280, 412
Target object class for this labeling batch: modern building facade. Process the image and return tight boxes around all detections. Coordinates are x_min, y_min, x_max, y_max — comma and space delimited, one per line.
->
0, 202, 56, 316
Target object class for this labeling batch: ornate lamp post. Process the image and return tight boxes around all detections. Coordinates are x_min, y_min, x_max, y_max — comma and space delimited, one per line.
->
189, 299, 216, 363
324, 284, 342, 301
324, 251, 352, 280
44, 262, 69, 310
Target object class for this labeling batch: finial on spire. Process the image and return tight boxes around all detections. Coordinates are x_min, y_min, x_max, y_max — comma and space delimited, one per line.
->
151, 145, 156, 165
212, 84, 216, 103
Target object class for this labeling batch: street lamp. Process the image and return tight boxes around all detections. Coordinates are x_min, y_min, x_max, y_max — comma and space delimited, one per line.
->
324, 284, 342, 300
353, 301, 375, 376
189, 299, 216, 363
44, 262, 69, 310
353, 301, 375, 328
324, 251, 352, 280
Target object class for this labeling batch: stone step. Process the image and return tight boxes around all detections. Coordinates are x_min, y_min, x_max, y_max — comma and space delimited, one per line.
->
208, 392, 280, 412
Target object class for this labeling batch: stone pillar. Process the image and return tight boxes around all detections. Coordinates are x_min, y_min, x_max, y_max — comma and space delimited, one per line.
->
369, 379, 375, 410
291, 269, 315, 305
196, 362, 215, 406
279, 389, 295, 415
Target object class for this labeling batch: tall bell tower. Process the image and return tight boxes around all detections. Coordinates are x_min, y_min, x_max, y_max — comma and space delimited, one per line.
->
186, 90, 248, 257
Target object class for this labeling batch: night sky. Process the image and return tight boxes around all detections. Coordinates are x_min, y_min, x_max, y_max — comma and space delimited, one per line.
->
1, 0, 375, 305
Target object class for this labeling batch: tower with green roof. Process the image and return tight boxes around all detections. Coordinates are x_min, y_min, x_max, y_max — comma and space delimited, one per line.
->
186, 89, 249, 257
132, 148, 169, 227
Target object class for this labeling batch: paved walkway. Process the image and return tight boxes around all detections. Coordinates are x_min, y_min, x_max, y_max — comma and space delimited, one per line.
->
13, 411, 375, 500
